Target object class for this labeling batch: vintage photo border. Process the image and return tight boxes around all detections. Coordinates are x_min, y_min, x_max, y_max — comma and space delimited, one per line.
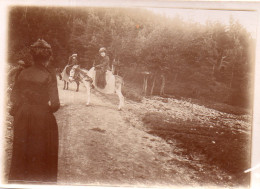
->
0, 0, 260, 188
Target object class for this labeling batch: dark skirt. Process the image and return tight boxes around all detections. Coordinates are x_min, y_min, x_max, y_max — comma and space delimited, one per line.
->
8, 103, 58, 184
95, 69, 106, 89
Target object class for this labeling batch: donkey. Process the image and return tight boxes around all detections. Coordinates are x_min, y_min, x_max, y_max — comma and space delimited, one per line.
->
69, 65, 124, 110
61, 65, 80, 92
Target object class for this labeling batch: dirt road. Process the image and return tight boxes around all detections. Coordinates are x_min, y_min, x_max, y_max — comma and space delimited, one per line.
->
56, 80, 202, 187
3, 78, 235, 187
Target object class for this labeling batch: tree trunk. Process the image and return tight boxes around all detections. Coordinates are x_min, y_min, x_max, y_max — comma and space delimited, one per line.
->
230, 62, 235, 88
143, 76, 148, 96
216, 52, 224, 68
144, 77, 148, 96
212, 64, 215, 76
160, 75, 165, 96
150, 75, 156, 95
142, 77, 145, 94
112, 65, 115, 75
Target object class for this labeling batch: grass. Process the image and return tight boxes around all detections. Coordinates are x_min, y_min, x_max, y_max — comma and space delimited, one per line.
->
121, 69, 252, 114
122, 76, 251, 115
160, 94, 251, 116
142, 112, 251, 186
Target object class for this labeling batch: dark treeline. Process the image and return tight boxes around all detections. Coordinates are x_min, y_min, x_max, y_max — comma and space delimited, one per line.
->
8, 6, 255, 108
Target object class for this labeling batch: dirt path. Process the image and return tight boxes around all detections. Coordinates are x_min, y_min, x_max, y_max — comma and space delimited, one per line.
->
2, 79, 235, 187
55, 80, 201, 187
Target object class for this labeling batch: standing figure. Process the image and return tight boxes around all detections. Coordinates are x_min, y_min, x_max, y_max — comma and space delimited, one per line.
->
8, 60, 31, 87
94, 47, 110, 89
8, 39, 60, 184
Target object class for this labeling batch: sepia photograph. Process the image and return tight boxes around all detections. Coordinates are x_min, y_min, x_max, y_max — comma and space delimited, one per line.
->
0, 1, 259, 188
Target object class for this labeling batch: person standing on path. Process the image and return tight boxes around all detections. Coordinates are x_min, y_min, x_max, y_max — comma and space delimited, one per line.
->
8, 39, 60, 184
8, 60, 31, 87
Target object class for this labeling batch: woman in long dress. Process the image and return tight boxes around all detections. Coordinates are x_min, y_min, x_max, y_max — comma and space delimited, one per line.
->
8, 39, 60, 184
94, 47, 110, 89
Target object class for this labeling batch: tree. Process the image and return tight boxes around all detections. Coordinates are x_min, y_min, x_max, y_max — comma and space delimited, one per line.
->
8, 6, 255, 107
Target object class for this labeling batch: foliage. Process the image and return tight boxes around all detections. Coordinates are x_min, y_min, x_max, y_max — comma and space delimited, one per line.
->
8, 6, 255, 107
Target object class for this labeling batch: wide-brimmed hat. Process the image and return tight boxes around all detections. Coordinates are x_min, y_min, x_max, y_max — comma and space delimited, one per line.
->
30, 39, 52, 59
72, 54, 77, 57
31, 39, 51, 49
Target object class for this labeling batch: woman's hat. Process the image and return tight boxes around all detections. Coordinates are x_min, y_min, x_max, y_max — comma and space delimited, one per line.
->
31, 39, 51, 49
30, 39, 52, 59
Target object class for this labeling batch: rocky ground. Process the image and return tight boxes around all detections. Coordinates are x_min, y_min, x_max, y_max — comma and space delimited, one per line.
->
2, 78, 252, 188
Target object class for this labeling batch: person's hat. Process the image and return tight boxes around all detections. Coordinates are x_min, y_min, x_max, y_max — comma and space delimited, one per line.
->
72, 54, 77, 57
31, 39, 51, 49
99, 47, 106, 53
30, 39, 52, 60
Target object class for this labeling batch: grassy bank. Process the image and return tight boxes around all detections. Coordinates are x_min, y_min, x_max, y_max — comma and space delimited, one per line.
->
142, 111, 251, 186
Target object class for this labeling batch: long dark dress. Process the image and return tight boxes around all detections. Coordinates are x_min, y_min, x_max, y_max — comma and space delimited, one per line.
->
8, 64, 60, 184
94, 55, 110, 89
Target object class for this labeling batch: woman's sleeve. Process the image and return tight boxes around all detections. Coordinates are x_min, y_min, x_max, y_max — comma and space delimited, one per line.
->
48, 71, 60, 113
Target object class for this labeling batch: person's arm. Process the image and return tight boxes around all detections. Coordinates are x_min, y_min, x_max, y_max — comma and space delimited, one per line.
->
48, 73, 60, 113
93, 56, 100, 68
94, 57, 101, 68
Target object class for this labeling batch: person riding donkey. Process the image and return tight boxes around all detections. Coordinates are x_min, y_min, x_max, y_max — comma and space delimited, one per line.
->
94, 47, 110, 89
66, 53, 78, 74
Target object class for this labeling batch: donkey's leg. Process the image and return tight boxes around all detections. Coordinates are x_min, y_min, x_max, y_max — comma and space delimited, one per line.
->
83, 80, 91, 106
86, 83, 91, 106
115, 84, 124, 110
76, 82, 80, 92
63, 81, 66, 90
66, 82, 69, 90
